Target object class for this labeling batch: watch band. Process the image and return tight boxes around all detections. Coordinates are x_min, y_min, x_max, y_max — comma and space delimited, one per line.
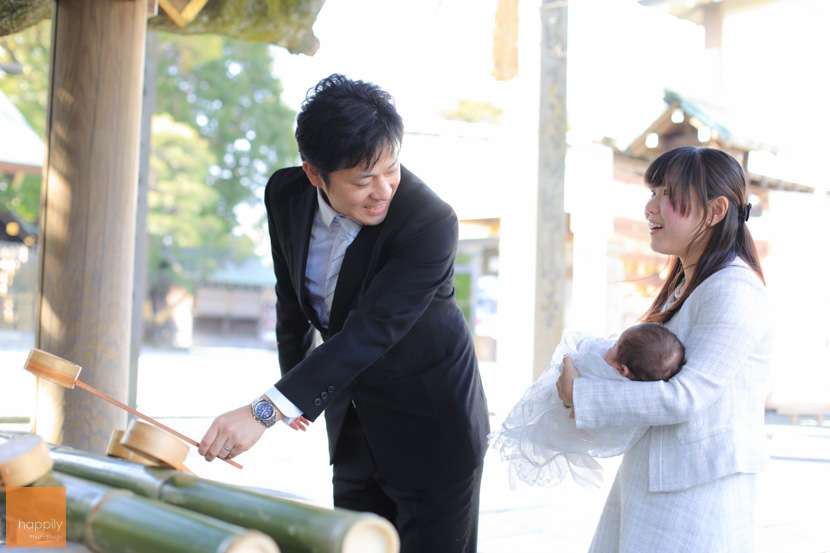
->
251, 396, 278, 428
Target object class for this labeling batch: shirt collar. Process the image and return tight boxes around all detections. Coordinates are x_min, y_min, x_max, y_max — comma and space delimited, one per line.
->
315, 187, 363, 232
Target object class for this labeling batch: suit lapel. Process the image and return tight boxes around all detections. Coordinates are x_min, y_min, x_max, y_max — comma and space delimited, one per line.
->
288, 187, 321, 328
328, 223, 383, 332
327, 170, 414, 331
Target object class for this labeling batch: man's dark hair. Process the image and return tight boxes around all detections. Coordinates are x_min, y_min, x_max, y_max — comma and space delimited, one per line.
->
295, 74, 404, 183
617, 323, 686, 382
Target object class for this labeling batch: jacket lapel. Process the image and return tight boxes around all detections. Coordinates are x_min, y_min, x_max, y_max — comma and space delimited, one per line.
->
287, 187, 321, 329
327, 170, 413, 331
328, 223, 383, 332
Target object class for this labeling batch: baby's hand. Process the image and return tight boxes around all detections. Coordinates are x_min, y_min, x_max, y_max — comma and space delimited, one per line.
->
557, 355, 580, 409
289, 416, 311, 431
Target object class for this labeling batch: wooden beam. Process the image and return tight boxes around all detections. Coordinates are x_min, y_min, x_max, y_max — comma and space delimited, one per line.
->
492, 0, 519, 81
1, 0, 326, 56
158, 0, 209, 27
34, 0, 147, 451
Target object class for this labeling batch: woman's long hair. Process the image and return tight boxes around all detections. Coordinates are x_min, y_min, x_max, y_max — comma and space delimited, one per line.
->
642, 147, 764, 324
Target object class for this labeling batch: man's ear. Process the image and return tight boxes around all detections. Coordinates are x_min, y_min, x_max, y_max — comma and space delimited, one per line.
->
618, 364, 631, 378
302, 161, 326, 190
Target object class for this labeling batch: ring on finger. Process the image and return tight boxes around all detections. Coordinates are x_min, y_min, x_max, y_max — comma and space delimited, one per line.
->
222, 446, 232, 452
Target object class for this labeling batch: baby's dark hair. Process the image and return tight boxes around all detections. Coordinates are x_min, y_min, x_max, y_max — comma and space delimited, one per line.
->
617, 323, 685, 382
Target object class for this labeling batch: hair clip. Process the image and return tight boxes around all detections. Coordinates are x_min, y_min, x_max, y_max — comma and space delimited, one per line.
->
743, 203, 752, 222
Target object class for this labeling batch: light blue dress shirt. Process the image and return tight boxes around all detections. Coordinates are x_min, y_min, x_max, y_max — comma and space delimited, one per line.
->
264, 188, 363, 422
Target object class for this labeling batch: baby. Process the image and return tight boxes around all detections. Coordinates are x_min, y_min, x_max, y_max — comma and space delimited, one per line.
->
490, 323, 685, 488
602, 322, 685, 383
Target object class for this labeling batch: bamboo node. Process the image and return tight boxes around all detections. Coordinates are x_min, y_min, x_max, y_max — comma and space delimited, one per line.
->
341, 516, 400, 553
84, 488, 134, 552
221, 530, 281, 553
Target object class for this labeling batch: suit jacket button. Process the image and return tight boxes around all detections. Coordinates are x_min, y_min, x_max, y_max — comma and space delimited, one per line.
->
314, 398, 322, 406
320, 392, 328, 400
328, 386, 335, 393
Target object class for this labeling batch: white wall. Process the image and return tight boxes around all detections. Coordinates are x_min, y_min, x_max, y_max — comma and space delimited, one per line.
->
763, 190, 830, 406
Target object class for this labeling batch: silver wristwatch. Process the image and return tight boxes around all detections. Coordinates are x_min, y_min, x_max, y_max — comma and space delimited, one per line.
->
251, 396, 278, 428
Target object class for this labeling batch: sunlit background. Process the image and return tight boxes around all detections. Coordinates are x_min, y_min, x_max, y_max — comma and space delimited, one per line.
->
1, 0, 828, 551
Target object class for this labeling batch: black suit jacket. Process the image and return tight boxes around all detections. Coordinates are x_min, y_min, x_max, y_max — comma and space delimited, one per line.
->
264, 165, 489, 490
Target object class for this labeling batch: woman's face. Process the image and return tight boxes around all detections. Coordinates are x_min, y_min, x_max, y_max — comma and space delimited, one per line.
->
645, 183, 710, 267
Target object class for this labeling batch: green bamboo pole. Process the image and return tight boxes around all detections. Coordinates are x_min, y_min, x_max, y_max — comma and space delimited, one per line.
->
0, 432, 399, 553
0, 472, 278, 553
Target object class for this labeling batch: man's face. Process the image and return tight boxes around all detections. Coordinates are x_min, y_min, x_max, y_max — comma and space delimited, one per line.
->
303, 147, 401, 226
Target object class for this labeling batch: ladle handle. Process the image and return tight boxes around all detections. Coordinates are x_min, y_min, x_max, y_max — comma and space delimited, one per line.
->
74, 380, 243, 470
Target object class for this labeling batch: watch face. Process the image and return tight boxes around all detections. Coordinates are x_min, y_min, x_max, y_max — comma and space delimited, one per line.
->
255, 401, 275, 420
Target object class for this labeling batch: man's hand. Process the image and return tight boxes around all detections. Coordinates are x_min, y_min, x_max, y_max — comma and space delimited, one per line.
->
199, 404, 279, 462
288, 416, 311, 431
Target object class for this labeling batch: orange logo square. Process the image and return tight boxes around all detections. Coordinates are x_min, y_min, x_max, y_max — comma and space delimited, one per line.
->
4, 487, 66, 547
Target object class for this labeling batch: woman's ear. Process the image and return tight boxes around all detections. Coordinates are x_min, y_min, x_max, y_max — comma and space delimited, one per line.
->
708, 196, 729, 226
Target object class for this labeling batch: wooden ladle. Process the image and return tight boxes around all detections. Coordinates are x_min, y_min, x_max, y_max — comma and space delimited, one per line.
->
120, 420, 191, 472
0, 434, 53, 488
106, 429, 158, 466
24, 348, 242, 470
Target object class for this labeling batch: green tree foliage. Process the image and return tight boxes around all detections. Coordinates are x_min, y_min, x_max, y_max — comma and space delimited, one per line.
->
0, 172, 40, 223
2, 25, 298, 343
440, 99, 504, 124
144, 32, 298, 318
0, 21, 49, 222
148, 113, 256, 288
0, 24, 298, 285
0, 21, 49, 138
154, 33, 298, 225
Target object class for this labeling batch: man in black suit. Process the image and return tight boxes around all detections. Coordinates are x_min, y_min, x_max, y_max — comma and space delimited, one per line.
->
199, 74, 489, 552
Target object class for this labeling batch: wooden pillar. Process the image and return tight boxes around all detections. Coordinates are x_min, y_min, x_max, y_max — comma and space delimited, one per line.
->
492, 0, 520, 81
34, 0, 147, 450
532, 1, 568, 379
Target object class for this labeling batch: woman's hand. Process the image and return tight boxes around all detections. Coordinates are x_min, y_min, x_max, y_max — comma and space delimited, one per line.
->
556, 355, 580, 416
198, 404, 273, 462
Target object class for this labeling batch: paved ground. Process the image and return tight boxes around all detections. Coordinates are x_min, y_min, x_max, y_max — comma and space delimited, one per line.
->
2, 343, 829, 552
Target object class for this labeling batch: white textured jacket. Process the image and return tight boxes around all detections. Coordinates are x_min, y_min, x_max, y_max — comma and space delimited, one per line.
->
574, 258, 771, 492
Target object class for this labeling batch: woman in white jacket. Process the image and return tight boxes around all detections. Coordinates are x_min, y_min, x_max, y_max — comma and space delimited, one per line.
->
557, 146, 771, 552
